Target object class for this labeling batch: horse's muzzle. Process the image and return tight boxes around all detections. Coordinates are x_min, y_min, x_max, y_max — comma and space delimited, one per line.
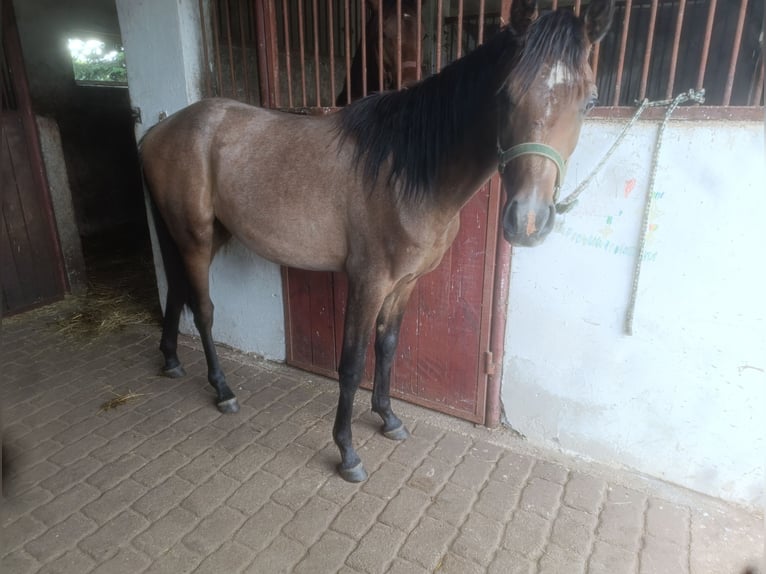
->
502, 200, 555, 247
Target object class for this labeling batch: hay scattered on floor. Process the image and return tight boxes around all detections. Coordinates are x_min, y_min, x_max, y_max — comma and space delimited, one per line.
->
100, 389, 145, 411
56, 284, 158, 337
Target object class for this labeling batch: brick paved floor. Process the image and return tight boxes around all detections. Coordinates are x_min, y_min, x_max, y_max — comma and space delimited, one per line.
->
1, 301, 762, 573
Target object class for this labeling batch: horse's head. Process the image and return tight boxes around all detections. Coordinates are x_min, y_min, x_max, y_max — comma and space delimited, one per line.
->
368, 0, 421, 90
498, 0, 615, 246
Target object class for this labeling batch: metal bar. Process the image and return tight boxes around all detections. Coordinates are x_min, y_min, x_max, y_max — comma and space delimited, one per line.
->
312, 0, 320, 106
223, 0, 237, 97
282, 0, 294, 108
297, 0, 307, 106
361, 0, 367, 96
722, 0, 749, 106
328, 0, 336, 105
592, 43, 601, 82
574, 0, 581, 16
211, 0, 225, 97
416, 0, 422, 80
638, 0, 659, 101
551, 0, 558, 11
267, 0, 280, 107
751, 54, 764, 105
344, 0, 351, 104
396, 0, 402, 89
435, 0, 443, 71
665, 0, 687, 99
378, 0, 384, 91
477, 0, 485, 46
199, 0, 213, 97
696, 0, 718, 93
611, 0, 632, 105
238, 0, 250, 103
456, 0, 463, 59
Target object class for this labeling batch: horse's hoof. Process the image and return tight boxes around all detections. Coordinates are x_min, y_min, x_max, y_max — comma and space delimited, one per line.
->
217, 397, 240, 414
383, 423, 410, 441
338, 462, 367, 483
162, 365, 186, 378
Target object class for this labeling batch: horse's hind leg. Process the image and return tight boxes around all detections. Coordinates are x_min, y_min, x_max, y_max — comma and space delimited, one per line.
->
159, 287, 186, 378
181, 231, 239, 414
371, 281, 416, 440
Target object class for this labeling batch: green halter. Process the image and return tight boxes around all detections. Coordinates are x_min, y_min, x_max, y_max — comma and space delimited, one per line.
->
497, 142, 567, 202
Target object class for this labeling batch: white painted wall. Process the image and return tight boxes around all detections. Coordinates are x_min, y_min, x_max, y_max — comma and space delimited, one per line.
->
117, 0, 763, 507
116, 0, 286, 361
502, 120, 766, 509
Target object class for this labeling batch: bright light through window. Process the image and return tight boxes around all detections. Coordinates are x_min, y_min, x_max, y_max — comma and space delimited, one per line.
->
67, 35, 127, 85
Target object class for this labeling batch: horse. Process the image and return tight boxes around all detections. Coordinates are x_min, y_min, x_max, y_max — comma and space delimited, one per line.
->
139, 0, 615, 482
336, 0, 421, 105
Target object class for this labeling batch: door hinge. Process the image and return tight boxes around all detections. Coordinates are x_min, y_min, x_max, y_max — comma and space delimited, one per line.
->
484, 351, 496, 375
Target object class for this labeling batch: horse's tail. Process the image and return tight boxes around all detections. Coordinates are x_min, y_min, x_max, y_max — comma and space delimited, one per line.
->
138, 144, 191, 310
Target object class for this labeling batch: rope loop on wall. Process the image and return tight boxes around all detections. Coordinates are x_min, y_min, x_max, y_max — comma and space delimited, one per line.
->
625, 88, 705, 335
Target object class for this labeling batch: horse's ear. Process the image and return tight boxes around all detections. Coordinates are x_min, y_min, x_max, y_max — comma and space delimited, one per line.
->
510, 0, 538, 34
583, 0, 616, 45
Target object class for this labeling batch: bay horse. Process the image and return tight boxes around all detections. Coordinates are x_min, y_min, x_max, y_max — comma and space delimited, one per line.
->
336, 0, 421, 105
140, 0, 615, 482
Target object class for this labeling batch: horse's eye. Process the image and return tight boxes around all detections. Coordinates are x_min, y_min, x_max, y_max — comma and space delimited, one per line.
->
585, 97, 598, 113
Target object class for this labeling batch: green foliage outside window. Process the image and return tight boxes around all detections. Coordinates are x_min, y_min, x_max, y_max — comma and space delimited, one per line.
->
68, 37, 127, 85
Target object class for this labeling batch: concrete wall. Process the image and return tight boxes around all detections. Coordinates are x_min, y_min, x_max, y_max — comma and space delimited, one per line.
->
502, 120, 765, 510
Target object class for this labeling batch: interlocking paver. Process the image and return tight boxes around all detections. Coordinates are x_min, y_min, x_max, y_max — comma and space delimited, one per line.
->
332, 491, 387, 538
596, 484, 646, 551
241, 534, 305, 574
235, 500, 292, 551
181, 504, 246, 556
293, 530, 355, 574
2, 308, 761, 574
346, 522, 407, 574
426, 481, 474, 526
549, 505, 598, 556
502, 509, 550, 558
78, 509, 148, 561
132, 475, 195, 521
379, 486, 431, 531
519, 477, 563, 519
399, 516, 458, 570
452, 511, 504, 566
24, 512, 97, 562
180, 471, 239, 517
283, 495, 340, 546
81, 478, 146, 524
36, 548, 95, 574
133, 507, 198, 558
89, 546, 151, 574
31, 482, 100, 526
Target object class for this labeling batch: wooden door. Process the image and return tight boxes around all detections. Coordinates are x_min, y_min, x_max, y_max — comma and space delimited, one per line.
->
284, 176, 502, 424
1, 0, 67, 315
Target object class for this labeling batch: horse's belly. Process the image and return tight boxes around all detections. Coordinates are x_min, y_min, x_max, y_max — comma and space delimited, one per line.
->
221, 213, 348, 272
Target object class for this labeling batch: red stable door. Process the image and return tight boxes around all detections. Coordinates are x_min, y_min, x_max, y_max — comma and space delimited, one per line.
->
283, 175, 504, 424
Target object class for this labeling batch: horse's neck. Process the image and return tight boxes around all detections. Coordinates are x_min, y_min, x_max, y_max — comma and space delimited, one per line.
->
433, 111, 499, 216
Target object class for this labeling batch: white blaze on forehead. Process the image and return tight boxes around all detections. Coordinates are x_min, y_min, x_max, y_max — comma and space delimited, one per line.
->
546, 61, 573, 89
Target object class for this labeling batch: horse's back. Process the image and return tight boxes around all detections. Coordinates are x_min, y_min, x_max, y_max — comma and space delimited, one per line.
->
141, 98, 355, 271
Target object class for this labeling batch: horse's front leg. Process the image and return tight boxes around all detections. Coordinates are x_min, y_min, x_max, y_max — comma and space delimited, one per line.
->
371, 281, 416, 440
333, 280, 386, 482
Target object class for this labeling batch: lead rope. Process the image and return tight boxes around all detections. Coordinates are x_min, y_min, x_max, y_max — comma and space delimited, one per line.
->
624, 88, 706, 335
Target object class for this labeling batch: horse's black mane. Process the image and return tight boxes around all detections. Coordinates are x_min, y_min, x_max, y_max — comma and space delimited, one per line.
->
337, 10, 588, 202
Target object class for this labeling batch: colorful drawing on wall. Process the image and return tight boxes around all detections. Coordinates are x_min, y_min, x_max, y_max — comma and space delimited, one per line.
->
624, 178, 637, 198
